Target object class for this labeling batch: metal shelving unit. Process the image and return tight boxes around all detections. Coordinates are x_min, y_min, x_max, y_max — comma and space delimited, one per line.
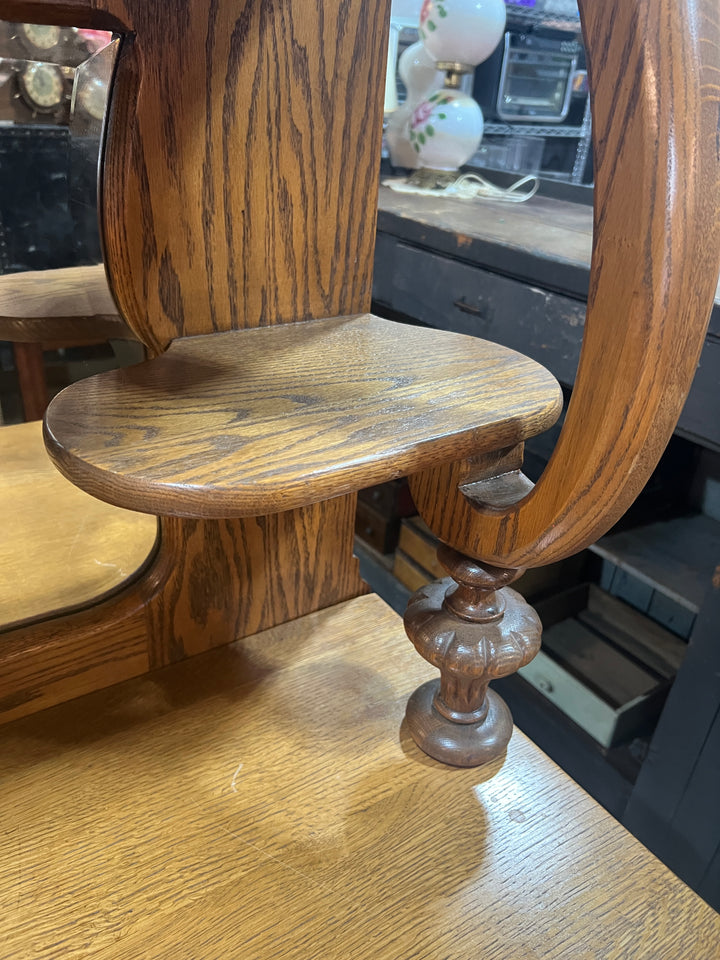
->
471, 3, 591, 184
484, 122, 583, 138
504, 4, 582, 31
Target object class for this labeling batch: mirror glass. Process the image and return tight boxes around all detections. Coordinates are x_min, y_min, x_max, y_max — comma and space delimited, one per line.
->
0, 21, 156, 631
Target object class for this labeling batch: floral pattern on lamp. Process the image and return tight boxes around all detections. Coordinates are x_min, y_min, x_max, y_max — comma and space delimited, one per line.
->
409, 90, 484, 170
419, 0, 447, 35
419, 0, 507, 67
407, 0, 506, 186
387, 40, 443, 169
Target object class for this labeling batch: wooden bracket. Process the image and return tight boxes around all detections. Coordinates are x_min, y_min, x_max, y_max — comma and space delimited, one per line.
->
404, 545, 541, 767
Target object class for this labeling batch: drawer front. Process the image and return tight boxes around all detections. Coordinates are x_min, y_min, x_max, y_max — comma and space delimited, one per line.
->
358, 478, 414, 519
373, 236, 585, 387
373, 235, 720, 450
520, 650, 620, 748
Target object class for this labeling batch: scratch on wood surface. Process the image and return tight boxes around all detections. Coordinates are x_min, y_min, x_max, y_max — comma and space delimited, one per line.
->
66, 513, 90, 562
187, 795, 324, 888
94, 559, 128, 577
230, 762, 244, 792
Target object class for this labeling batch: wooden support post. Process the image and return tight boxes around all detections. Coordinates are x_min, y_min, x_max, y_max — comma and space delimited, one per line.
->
13, 342, 47, 421
404, 544, 541, 767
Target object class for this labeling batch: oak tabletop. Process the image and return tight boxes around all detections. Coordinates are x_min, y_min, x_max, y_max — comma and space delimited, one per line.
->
1, 593, 716, 959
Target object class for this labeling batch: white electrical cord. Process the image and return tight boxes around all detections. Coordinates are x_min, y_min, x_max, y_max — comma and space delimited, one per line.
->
383, 172, 540, 203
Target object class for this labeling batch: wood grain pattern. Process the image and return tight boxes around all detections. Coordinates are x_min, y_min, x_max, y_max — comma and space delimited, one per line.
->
0, 0, 393, 353
0, 264, 129, 345
0, 488, 364, 722
0, 420, 157, 628
43, 314, 561, 518
0, 0, 394, 723
11, 343, 47, 420
410, 0, 720, 568
1, 593, 718, 959
142, 499, 366, 669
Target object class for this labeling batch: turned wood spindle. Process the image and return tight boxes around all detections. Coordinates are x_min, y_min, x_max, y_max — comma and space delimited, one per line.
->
404, 544, 541, 767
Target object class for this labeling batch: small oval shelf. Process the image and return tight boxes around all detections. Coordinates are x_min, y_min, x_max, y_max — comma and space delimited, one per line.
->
44, 314, 561, 518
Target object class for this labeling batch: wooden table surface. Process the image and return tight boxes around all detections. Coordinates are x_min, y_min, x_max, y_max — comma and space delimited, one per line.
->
0, 265, 130, 345
377, 185, 720, 309
2, 593, 716, 959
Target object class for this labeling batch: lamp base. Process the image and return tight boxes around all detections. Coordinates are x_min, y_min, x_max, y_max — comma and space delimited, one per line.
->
406, 167, 461, 190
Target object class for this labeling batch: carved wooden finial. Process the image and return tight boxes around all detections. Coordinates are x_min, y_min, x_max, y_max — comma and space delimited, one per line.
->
403, 544, 541, 766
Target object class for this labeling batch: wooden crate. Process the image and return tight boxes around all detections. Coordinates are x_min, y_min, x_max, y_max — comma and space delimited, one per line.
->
355, 499, 401, 555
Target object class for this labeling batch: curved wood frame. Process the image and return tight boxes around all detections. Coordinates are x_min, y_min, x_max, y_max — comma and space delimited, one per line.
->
410, 0, 720, 568
0, 0, 388, 723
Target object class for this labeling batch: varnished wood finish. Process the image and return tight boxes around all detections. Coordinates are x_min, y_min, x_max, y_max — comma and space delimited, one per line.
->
44, 315, 561, 517
0, 0, 392, 718
12, 343, 47, 420
404, 548, 540, 766
0, 0, 392, 353
0, 420, 157, 628
143, 500, 366, 668
0, 264, 129, 345
2, 594, 718, 959
0, 492, 364, 722
411, 0, 720, 568
0, 0, 412, 743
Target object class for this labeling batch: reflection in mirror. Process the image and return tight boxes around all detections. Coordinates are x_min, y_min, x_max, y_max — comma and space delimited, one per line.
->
0, 24, 134, 423
0, 22, 156, 632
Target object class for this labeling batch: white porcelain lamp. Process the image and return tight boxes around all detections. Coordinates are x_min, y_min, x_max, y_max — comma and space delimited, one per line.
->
387, 40, 443, 169
419, 0, 507, 68
410, 0, 506, 186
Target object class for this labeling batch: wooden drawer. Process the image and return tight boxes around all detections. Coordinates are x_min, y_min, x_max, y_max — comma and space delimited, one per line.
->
519, 649, 639, 748
358, 478, 415, 520
373, 234, 720, 450
355, 500, 400, 555
392, 550, 430, 594
373, 235, 586, 388
520, 584, 684, 747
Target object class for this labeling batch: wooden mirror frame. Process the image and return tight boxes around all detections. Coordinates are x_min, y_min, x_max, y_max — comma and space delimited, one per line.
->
410, 0, 720, 568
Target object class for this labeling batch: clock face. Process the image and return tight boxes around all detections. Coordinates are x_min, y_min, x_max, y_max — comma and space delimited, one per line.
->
20, 23, 61, 52
77, 75, 107, 120
19, 62, 65, 111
